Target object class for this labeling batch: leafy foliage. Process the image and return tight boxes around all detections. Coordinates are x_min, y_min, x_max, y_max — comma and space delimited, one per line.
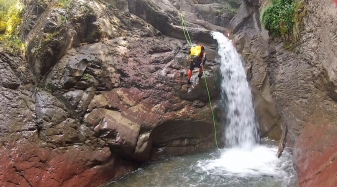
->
261, 0, 295, 37
0, 0, 25, 55
261, 0, 306, 49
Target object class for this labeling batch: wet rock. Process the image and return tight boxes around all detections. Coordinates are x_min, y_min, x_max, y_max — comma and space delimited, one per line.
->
35, 90, 69, 127
0, 62, 21, 89
251, 85, 281, 140
39, 118, 80, 145
103, 0, 129, 12
133, 132, 153, 161
62, 58, 89, 88
244, 0, 260, 6
63, 90, 85, 107
0, 87, 37, 133
194, 2, 237, 27
285, 1, 337, 186
128, 0, 220, 44
0, 53, 35, 86
230, 0, 255, 33
179, 73, 220, 102
63, 87, 95, 115
228, 0, 284, 143
85, 108, 141, 156
150, 120, 220, 159
0, 0, 237, 185
192, 100, 206, 108
0, 138, 132, 187
294, 122, 337, 187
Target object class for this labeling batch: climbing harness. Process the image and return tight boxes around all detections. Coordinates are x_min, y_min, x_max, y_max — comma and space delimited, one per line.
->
180, 13, 219, 149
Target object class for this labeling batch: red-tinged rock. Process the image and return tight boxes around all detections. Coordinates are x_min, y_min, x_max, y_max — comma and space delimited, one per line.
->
0, 139, 134, 187
294, 123, 337, 187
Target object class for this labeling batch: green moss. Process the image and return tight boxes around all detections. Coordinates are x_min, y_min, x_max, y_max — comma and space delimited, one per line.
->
41, 83, 52, 91
56, 0, 72, 9
225, 3, 238, 15
45, 31, 60, 43
0, 0, 25, 55
82, 73, 90, 81
29, 30, 62, 64
3, 35, 25, 54
292, 0, 306, 40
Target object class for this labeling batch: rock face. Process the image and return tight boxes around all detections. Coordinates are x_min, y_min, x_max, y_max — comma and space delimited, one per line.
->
232, 0, 337, 186
1, 0, 305, 186
289, 1, 337, 187
229, 0, 282, 141
1, 0, 238, 186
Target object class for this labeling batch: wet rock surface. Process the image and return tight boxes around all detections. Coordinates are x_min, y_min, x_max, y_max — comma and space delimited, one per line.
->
7, 0, 337, 186
289, 1, 337, 186
232, 0, 337, 186
0, 0, 234, 186
229, 0, 282, 141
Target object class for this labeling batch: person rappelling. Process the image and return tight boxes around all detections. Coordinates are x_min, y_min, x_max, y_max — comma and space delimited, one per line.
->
180, 13, 219, 148
187, 44, 207, 84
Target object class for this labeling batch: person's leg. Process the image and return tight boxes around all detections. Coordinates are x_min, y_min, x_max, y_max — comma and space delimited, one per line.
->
187, 63, 194, 84
188, 70, 192, 81
198, 67, 203, 78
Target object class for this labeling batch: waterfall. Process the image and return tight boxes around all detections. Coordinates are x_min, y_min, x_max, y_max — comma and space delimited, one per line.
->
194, 32, 297, 183
211, 32, 259, 149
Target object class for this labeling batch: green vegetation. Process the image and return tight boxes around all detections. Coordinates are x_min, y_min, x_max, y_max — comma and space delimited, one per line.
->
292, 0, 306, 42
82, 73, 90, 81
218, 4, 238, 15
56, 0, 72, 9
41, 83, 52, 91
261, 0, 295, 37
220, 0, 241, 13
261, 0, 306, 45
0, 0, 25, 55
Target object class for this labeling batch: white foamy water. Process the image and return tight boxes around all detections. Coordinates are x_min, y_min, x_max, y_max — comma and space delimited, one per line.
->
198, 145, 290, 177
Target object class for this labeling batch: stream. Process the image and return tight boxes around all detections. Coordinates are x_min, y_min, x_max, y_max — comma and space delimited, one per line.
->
108, 140, 296, 187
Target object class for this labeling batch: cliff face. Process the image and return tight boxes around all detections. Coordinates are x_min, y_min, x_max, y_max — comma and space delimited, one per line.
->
287, 1, 337, 186
4, 0, 337, 186
0, 0, 238, 186
232, 0, 337, 186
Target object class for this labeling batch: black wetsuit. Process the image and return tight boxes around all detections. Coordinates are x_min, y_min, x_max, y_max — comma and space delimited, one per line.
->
189, 51, 206, 70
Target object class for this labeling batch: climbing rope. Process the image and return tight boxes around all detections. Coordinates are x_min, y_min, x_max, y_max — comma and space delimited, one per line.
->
180, 13, 219, 149
202, 70, 219, 149
180, 13, 192, 46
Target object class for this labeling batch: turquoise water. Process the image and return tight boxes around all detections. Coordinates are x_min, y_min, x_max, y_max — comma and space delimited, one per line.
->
108, 140, 297, 187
